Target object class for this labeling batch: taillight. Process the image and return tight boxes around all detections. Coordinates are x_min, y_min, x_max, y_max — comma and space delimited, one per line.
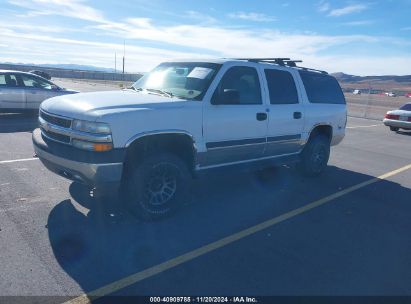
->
385, 114, 400, 120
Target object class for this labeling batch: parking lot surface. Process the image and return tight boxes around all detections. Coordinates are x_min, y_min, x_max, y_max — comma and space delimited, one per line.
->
1, 114, 411, 302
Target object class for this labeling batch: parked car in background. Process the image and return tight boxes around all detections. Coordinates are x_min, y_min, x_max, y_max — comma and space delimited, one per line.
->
353, 89, 361, 95
405, 93, 411, 98
383, 103, 411, 131
385, 92, 396, 97
29, 70, 51, 80
0, 70, 78, 112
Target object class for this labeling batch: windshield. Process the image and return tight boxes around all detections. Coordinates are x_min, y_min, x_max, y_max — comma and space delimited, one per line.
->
132, 62, 221, 100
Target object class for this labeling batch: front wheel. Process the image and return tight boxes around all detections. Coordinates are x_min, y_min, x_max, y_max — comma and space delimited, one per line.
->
390, 126, 399, 132
123, 153, 190, 220
298, 135, 330, 176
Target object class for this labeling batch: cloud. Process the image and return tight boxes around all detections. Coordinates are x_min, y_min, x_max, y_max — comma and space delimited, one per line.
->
401, 26, 411, 31
317, 1, 330, 12
8, 0, 106, 22
342, 20, 374, 26
185, 10, 217, 24
228, 12, 277, 22
328, 4, 368, 17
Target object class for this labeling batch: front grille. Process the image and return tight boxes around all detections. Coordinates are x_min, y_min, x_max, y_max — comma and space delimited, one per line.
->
42, 129, 71, 144
40, 111, 72, 128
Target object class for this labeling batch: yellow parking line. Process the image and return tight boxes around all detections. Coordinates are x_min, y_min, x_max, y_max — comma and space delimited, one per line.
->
64, 163, 411, 304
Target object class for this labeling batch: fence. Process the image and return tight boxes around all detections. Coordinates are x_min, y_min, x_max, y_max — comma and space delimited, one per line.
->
0, 63, 142, 82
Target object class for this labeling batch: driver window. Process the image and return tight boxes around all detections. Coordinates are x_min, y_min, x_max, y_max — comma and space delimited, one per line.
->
21, 75, 53, 90
213, 66, 262, 105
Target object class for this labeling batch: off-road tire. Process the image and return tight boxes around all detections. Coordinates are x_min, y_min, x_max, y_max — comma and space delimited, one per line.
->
124, 152, 190, 220
298, 135, 330, 176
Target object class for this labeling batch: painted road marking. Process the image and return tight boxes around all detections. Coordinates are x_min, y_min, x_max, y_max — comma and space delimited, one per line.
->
64, 163, 411, 304
0, 157, 38, 164
347, 124, 381, 129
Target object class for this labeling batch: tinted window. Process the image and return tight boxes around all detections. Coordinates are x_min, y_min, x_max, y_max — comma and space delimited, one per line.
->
0, 74, 19, 87
400, 103, 411, 111
299, 71, 345, 104
21, 75, 53, 90
213, 66, 262, 105
265, 69, 298, 104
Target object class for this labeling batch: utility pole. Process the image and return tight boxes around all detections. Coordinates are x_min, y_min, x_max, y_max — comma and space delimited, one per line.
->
122, 40, 125, 80
114, 52, 117, 73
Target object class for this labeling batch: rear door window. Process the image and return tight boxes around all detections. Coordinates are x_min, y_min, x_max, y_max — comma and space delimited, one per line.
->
264, 69, 299, 104
0, 74, 19, 87
299, 71, 345, 104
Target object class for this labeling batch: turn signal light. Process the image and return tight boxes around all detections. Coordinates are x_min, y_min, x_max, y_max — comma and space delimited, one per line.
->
93, 143, 113, 152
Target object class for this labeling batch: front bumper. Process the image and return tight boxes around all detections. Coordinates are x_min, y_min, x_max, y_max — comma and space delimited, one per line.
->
32, 128, 125, 188
383, 119, 411, 130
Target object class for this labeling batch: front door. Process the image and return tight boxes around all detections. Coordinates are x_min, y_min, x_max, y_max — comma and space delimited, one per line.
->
19, 74, 59, 109
202, 65, 268, 167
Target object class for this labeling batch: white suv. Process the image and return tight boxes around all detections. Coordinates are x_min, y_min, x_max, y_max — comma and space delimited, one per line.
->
32, 58, 347, 219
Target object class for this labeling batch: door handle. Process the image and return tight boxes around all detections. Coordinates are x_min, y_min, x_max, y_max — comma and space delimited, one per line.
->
293, 112, 302, 119
256, 112, 267, 121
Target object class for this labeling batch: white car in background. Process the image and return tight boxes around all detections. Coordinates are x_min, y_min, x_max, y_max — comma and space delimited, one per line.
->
353, 89, 361, 95
383, 103, 411, 131
0, 70, 78, 112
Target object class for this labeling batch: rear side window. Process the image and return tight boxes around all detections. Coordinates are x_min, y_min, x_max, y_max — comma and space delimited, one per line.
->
299, 71, 345, 104
264, 69, 299, 104
0, 74, 19, 87
400, 103, 411, 111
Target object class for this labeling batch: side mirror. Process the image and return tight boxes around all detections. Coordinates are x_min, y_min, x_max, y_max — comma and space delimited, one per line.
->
211, 89, 240, 105
51, 84, 61, 91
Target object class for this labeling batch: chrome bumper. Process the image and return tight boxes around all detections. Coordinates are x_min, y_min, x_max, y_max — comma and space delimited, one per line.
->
383, 119, 411, 129
33, 128, 123, 187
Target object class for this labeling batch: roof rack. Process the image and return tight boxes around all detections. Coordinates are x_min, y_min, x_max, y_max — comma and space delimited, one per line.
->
232, 58, 328, 74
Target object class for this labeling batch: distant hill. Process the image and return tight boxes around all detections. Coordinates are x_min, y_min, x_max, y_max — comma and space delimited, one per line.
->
331, 72, 411, 92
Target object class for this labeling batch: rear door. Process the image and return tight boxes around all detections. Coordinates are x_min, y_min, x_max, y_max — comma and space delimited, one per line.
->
262, 67, 305, 156
202, 64, 268, 167
0, 73, 25, 110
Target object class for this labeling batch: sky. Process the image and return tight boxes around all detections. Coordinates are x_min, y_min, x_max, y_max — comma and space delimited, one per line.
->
0, 0, 411, 75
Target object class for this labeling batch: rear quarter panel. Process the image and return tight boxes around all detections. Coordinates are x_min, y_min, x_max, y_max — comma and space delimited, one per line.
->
294, 72, 347, 146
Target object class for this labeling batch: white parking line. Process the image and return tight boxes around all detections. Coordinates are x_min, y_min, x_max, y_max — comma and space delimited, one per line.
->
0, 158, 38, 164
347, 124, 381, 129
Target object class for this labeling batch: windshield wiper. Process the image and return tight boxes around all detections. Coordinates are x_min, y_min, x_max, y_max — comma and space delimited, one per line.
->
128, 86, 143, 92
145, 88, 173, 98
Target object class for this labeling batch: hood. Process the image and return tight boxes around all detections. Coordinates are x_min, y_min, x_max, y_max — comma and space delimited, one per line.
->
40, 90, 186, 120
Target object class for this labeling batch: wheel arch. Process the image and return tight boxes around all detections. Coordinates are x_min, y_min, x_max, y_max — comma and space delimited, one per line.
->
307, 124, 333, 142
124, 130, 197, 175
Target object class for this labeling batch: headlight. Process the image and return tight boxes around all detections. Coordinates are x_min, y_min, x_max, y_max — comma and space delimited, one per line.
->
72, 139, 113, 152
72, 119, 111, 134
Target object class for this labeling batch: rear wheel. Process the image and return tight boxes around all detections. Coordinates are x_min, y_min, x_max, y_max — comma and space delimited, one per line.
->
298, 135, 330, 176
124, 152, 190, 220
390, 126, 399, 132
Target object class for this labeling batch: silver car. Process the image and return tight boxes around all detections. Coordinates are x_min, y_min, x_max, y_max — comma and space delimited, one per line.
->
0, 70, 78, 112
383, 103, 411, 131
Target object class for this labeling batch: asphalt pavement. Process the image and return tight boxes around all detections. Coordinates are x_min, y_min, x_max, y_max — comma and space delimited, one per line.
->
0, 115, 411, 303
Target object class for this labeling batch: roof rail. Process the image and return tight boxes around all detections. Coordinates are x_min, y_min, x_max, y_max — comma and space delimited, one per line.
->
231, 58, 328, 74
295, 66, 328, 75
